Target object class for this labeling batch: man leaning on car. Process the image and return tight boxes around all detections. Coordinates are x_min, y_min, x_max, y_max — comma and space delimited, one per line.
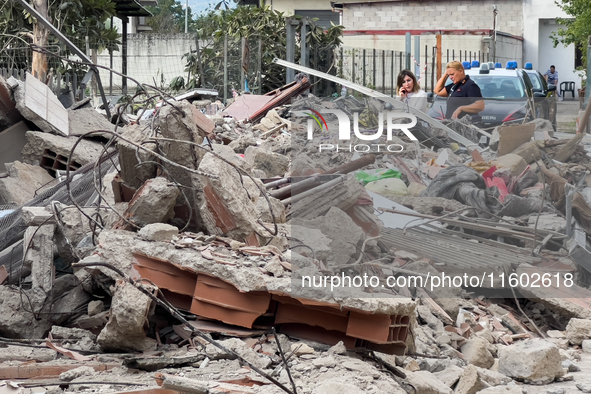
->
434, 60, 485, 119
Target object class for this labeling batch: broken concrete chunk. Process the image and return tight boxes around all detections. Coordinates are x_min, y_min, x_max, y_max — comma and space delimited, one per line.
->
527, 214, 566, 234
292, 342, 315, 356
434, 365, 464, 387
312, 379, 365, 394
50, 326, 97, 341
476, 387, 524, 394
289, 225, 332, 263
455, 364, 490, 394
460, 337, 495, 369
294, 206, 366, 266
327, 341, 347, 355
59, 366, 96, 382
211, 143, 253, 174
404, 370, 453, 394
475, 366, 513, 386
497, 339, 564, 384
68, 107, 115, 137
21, 206, 54, 226
206, 338, 272, 369
256, 195, 286, 223
511, 141, 541, 164
97, 280, 155, 352
115, 177, 179, 229
14, 74, 68, 136
138, 223, 179, 242
244, 146, 289, 178
197, 153, 260, 242
228, 133, 258, 153
117, 123, 158, 189
88, 300, 105, 317
528, 118, 555, 137
161, 374, 209, 394
0, 161, 56, 205
23, 224, 55, 300
492, 154, 527, 177
0, 286, 53, 338
565, 318, 591, 345
21, 131, 104, 168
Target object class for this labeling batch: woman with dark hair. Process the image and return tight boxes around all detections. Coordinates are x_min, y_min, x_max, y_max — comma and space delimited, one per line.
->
397, 70, 428, 112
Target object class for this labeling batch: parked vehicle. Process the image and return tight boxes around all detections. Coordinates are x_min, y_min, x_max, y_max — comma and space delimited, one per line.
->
428, 61, 555, 129
524, 63, 557, 131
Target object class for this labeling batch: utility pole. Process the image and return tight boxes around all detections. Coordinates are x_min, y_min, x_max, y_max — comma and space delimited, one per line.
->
492, 5, 498, 62
185, 0, 188, 33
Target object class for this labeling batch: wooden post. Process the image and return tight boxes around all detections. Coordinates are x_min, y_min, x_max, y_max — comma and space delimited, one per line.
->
436, 34, 442, 81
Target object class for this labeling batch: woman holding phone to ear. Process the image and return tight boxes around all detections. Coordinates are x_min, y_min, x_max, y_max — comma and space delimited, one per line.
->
397, 69, 428, 113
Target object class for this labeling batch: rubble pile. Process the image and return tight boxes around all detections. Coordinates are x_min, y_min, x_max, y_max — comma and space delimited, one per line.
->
2, 70, 591, 394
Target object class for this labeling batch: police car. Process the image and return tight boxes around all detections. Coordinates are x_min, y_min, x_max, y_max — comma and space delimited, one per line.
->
523, 62, 557, 131
428, 61, 554, 129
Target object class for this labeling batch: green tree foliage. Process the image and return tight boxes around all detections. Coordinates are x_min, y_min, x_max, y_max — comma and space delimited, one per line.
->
146, 0, 195, 34
552, 0, 591, 63
173, 5, 343, 97
0, 0, 119, 73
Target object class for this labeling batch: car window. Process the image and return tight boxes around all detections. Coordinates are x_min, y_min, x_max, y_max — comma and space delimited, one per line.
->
470, 75, 525, 98
527, 72, 542, 90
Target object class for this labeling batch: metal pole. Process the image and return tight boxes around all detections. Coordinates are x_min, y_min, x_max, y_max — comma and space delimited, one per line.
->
391, 50, 394, 96
352, 48, 355, 84
301, 19, 308, 68
196, 34, 204, 87
382, 49, 385, 94
405, 32, 411, 69
185, 0, 188, 33
493, 6, 498, 62
286, 18, 296, 83
241, 37, 245, 92
223, 34, 228, 104
431, 46, 435, 94
585, 35, 591, 110
122, 18, 127, 96
436, 34, 442, 81
363, 49, 366, 86
258, 38, 262, 94
372, 48, 376, 88
414, 36, 420, 79
109, 16, 113, 96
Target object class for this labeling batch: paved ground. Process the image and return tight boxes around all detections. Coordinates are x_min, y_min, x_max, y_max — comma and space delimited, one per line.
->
556, 99, 583, 134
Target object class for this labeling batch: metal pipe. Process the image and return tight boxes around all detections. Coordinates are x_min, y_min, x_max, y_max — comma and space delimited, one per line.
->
283, 175, 346, 206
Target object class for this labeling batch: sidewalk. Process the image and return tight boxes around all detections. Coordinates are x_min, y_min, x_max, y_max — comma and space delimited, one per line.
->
555, 99, 581, 133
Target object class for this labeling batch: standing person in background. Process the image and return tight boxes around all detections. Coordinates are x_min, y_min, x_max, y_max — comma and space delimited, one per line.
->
397, 70, 428, 113
543, 65, 561, 101
434, 60, 484, 119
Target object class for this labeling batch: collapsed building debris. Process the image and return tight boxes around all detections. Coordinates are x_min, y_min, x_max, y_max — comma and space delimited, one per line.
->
2, 62, 591, 394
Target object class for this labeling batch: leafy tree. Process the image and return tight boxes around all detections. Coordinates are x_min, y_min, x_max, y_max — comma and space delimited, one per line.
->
145, 0, 195, 34
552, 0, 591, 64
174, 5, 343, 97
0, 0, 119, 77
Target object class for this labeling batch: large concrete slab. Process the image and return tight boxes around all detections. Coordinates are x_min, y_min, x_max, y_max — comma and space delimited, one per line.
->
15, 73, 69, 136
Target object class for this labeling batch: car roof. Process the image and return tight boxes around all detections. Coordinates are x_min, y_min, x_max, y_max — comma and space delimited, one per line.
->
466, 68, 520, 77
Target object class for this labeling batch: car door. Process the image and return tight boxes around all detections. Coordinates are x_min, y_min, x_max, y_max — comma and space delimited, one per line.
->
537, 71, 557, 130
